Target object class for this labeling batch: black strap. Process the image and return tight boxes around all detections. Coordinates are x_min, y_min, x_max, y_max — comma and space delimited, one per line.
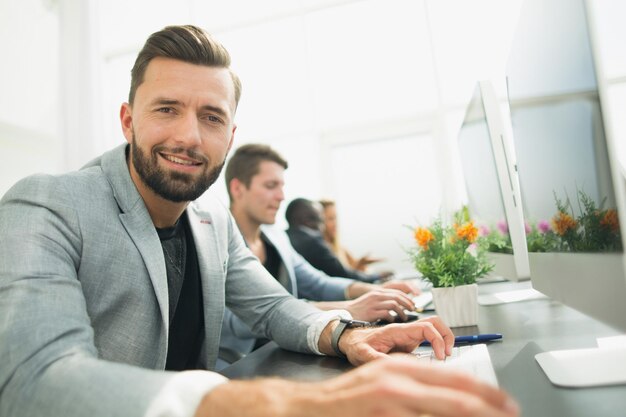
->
331, 319, 370, 358
331, 320, 350, 358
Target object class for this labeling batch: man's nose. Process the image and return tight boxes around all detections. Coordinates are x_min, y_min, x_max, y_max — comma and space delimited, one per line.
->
174, 113, 202, 147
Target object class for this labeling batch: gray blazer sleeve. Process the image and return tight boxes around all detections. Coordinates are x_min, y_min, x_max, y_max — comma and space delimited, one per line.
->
219, 226, 351, 359
0, 176, 174, 417
220, 217, 324, 354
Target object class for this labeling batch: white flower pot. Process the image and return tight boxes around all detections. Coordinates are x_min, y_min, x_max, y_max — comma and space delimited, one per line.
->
431, 283, 479, 327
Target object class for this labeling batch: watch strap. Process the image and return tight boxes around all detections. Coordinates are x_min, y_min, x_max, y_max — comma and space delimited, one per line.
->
330, 319, 370, 357
331, 319, 350, 358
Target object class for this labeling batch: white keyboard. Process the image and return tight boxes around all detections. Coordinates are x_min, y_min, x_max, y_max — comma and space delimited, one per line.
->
412, 343, 498, 386
412, 292, 433, 312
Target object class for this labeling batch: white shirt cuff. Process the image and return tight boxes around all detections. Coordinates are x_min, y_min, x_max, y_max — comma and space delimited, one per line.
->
144, 370, 228, 417
307, 309, 352, 355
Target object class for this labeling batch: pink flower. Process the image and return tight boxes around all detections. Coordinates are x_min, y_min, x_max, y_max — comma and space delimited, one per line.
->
497, 220, 509, 235
525, 222, 532, 235
479, 225, 490, 236
538, 220, 550, 234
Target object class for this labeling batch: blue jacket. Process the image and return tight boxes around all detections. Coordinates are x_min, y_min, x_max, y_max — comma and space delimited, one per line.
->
287, 226, 382, 282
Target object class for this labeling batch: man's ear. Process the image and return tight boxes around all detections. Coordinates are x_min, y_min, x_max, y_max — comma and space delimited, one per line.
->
120, 102, 133, 144
226, 124, 237, 153
229, 177, 244, 200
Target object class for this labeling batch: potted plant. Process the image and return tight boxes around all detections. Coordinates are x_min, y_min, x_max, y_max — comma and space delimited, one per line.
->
549, 189, 621, 252
408, 209, 493, 327
479, 189, 621, 255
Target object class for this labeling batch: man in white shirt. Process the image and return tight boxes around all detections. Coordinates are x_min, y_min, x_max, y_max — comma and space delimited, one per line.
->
0, 25, 519, 417
219, 143, 422, 364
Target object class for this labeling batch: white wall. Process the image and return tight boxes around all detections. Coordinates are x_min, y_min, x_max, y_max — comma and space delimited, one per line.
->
1, 0, 533, 272
0, 0, 61, 191
588, 0, 626, 171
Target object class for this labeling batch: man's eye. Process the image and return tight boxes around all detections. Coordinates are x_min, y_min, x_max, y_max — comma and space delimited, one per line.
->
158, 107, 173, 113
203, 114, 223, 123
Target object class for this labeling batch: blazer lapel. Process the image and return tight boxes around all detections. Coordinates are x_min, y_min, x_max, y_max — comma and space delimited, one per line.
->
99, 144, 169, 333
119, 210, 169, 330
187, 205, 226, 368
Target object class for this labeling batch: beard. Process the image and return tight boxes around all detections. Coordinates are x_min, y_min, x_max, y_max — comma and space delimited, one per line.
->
130, 133, 225, 202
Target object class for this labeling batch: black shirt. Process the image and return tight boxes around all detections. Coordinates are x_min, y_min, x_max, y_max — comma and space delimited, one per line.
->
157, 215, 204, 371
260, 232, 292, 291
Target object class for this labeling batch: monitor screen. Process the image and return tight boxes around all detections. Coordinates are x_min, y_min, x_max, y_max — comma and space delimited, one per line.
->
507, 0, 626, 331
457, 81, 530, 281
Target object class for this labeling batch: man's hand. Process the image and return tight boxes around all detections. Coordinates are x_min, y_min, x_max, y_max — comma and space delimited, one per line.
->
343, 290, 415, 322
195, 355, 520, 417
315, 355, 520, 417
380, 279, 421, 295
347, 280, 420, 299
338, 316, 455, 365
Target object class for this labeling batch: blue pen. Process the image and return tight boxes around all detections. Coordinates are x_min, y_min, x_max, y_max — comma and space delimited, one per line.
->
420, 333, 502, 346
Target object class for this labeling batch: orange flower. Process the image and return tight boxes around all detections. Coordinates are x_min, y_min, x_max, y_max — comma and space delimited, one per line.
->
414, 227, 434, 249
455, 221, 478, 243
552, 211, 577, 236
601, 209, 620, 232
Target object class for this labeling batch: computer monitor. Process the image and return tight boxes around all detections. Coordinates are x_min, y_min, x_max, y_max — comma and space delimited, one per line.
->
457, 80, 530, 282
506, 0, 626, 386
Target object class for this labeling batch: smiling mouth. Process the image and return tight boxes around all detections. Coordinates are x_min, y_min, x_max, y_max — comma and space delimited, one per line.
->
160, 153, 202, 167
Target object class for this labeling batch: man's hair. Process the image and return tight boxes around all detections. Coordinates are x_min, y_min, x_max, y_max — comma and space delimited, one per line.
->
319, 199, 336, 210
225, 143, 289, 202
285, 198, 320, 228
129, 25, 242, 106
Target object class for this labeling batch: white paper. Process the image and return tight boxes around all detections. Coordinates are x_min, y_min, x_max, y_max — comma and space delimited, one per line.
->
597, 335, 626, 349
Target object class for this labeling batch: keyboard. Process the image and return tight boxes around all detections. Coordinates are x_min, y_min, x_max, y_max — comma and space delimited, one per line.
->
412, 343, 498, 386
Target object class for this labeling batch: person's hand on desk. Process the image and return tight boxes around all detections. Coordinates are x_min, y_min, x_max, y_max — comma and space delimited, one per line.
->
197, 354, 519, 417
334, 316, 454, 365
317, 355, 519, 417
196, 318, 518, 417
346, 281, 420, 300
379, 279, 421, 295
340, 289, 416, 323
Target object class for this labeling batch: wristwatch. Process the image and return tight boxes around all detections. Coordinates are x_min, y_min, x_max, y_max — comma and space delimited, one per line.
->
331, 318, 370, 358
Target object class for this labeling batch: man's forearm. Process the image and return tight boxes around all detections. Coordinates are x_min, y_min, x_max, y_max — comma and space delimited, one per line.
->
195, 379, 320, 417
312, 301, 347, 311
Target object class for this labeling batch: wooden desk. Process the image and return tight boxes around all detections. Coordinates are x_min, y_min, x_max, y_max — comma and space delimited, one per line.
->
221, 280, 626, 416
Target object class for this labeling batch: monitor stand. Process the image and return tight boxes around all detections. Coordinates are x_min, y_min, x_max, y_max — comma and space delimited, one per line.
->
535, 346, 626, 387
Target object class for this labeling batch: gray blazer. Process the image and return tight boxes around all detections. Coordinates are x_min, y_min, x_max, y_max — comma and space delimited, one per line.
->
0, 144, 323, 417
219, 225, 353, 364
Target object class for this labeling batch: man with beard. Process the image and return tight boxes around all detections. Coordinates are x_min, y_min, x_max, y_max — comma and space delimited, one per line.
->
0, 25, 519, 417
